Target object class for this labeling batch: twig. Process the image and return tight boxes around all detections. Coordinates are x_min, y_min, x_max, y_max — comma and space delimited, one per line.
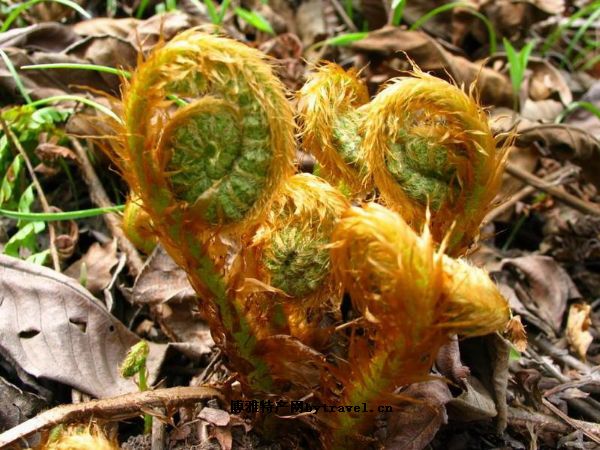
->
69, 137, 144, 277
533, 335, 598, 378
542, 398, 600, 445
508, 406, 600, 440
527, 345, 600, 423
505, 162, 600, 216
0, 386, 223, 448
0, 118, 60, 271
485, 166, 577, 223
151, 407, 167, 450
327, 0, 358, 32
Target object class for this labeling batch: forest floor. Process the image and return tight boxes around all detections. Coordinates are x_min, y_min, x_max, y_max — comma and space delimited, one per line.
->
0, 0, 599, 449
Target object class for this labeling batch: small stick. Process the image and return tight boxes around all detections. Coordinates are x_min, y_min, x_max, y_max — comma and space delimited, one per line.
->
534, 335, 597, 377
0, 118, 60, 271
505, 162, 600, 216
327, 0, 358, 32
0, 386, 223, 448
69, 137, 144, 277
485, 166, 576, 223
542, 398, 600, 445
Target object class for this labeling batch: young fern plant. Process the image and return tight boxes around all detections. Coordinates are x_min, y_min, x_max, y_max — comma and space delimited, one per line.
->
326, 203, 510, 448
104, 29, 296, 393
94, 29, 513, 448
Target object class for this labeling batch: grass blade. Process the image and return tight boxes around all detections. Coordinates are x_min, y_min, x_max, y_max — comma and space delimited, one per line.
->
234, 7, 274, 35
409, 1, 496, 54
28, 95, 122, 123
1, 0, 91, 32
0, 49, 32, 105
21, 63, 131, 78
0, 204, 125, 221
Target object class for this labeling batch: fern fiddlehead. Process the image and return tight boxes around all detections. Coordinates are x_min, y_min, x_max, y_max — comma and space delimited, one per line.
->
250, 173, 350, 345
109, 29, 296, 391
297, 63, 371, 194
363, 69, 508, 254
328, 203, 510, 447
299, 64, 508, 255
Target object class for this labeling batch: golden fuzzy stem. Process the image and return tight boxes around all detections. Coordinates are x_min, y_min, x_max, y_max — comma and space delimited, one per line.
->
114, 30, 296, 392
122, 194, 156, 254
328, 203, 510, 446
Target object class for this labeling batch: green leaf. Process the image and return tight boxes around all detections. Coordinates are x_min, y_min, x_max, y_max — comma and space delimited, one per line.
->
26, 248, 50, 265
234, 7, 274, 35
3, 220, 45, 257
391, 0, 406, 26
325, 32, 369, 47
0, 155, 23, 207
17, 183, 36, 227
201, 0, 220, 24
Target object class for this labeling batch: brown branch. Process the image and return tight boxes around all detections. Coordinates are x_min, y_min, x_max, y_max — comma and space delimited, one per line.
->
0, 386, 223, 448
505, 162, 600, 216
485, 166, 577, 223
541, 398, 600, 445
69, 137, 144, 277
0, 118, 60, 271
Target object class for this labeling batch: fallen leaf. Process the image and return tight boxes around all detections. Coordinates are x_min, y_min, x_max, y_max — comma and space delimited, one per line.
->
566, 303, 593, 360
0, 375, 47, 432
447, 375, 497, 421
384, 380, 452, 450
505, 315, 528, 352
501, 255, 581, 333
0, 254, 139, 397
435, 335, 470, 386
199, 407, 230, 427
351, 27, 514, 107
65, 240, 118, 295
133, 245, 196, 305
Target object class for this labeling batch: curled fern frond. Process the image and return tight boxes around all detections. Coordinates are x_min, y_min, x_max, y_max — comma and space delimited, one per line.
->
297, 63, 371, 193
328, 203, 509, 446
363, 68, 508, 254
109, 29, 296, 393
250, 173, 350, 344
119, 29, 295, 235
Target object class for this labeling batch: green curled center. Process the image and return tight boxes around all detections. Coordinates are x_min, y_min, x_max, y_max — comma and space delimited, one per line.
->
386, 129, 459, 211
332, 111, 369, 177
264, 227, 330, 298
163, 63, 273, 226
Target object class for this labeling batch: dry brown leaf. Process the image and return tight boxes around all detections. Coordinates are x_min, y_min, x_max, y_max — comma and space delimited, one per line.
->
199, 407, 230, 427
384, 380, 452, 450
447, 375, 497, 421
351, 27, 514, 107
566, 303, 593, 360
133, 246, 196, 305
501, 255, 581, 333
435, 335, 470, 386
65, 240, 118, 295
505, 315, 528, 352
0, 254, 139, 398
